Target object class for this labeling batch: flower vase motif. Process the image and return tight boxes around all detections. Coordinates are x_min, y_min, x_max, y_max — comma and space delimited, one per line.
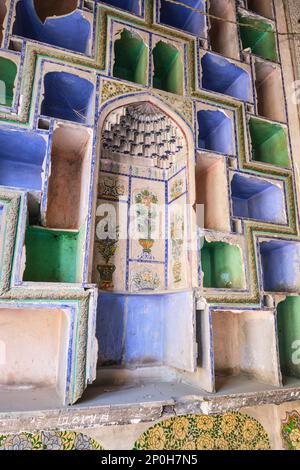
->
96, 225, 119, 290
135, 189, 158, 260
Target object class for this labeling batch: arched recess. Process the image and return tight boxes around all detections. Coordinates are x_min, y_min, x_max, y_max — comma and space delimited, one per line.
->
91, 92, 196, 293
152, 41, 184, 95
91, 93, 198, 376
113, 29, 148, 85
0, 0, 7, 46
0, 57, 17, 107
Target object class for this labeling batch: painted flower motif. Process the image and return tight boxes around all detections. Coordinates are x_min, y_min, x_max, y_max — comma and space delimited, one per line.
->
147, 427, 166, 450
255, 440, 270, 450
196, 415, 214, 432
41, 431, 62, 450
196, 434, 214, 450
171, 417, 189, 441
221, 412, 238, 435
181, 440, 196, 450
242, 419, 259, 442
74, 433, 94, 450
289, 429, 300, 450
214, 438, 230, 450
4, 434, 33, 450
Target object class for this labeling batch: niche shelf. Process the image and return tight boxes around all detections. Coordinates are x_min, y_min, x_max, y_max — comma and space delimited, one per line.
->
100, 0, 140, 15
195, 152, 231, 233
200, 52, 252, 102
44, 124, 91, 230
208, 0, 240, 60
254, 59, 286, 123
260, 240, 300, 293
96, 291, 196, 383
201, 239, 244, 289
159, 0, 207, 37
41, 71, 94, 124
247, 0, 274, 20
212, 309, 280, 391
0, 55, 18, 107
113, 29, 148, 86
238, 13, 278, 62
197, 108, 235, 155
152, 41, 184, 95
0, 306, 69, 408
23, 226, 83, 283
248, 117, 289, 167
277, 296, 300, 383
0, 128, 46, 191
13, 0, 92, 55
230, 172, 286, 224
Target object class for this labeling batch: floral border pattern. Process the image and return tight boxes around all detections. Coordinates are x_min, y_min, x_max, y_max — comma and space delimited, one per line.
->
133, 413, 271, 450
0, 431, 104, 451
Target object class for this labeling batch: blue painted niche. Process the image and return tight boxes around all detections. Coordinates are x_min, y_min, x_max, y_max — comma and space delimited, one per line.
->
100, 0, 140, 15
231, 173, 286, 224
0, 128, 46, 191
197, 109, 234, 154
13, 0, 91, 54
41, 72, 94, 124
260, 240, 300, 292
159, 0, 206, 37
97, 291, 193, 367
201, 53, 251, 102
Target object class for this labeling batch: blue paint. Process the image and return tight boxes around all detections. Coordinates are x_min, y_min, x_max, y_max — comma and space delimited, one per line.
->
13, 0, 91, 54
201, 53, 251, 102
0, 128, 46, 190
231, 174, 286, 224
41, 72, 94, 124
197, 110, 234, 154
260, 241, 300, 292
101, 0, 140, 15
160, 0, 206, 37
97, 291, 191, 367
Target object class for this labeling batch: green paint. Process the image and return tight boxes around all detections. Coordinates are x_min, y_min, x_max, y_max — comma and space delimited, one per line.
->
0, 57, 17, 107
152, 41, 183, 95
23, 226, 80, 283
277, 297, 300, 379
239, 15, 278, 62
113, 29, 148, 86
201, 241, 244, 289
249, 118, 289, 167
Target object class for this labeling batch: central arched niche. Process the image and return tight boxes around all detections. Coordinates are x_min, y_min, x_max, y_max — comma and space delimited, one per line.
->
91, 95, 200, 383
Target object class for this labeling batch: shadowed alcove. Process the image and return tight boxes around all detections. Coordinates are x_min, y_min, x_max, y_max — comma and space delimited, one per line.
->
13, 0, 91, 54
254, 59, 286, 122
159, 0, 207, 37
277, 296, 300, 383
249, 117, 289, 167
152, 41, 184, 94
239, 14, 278, 62
41, 71, 94, 124
0, 57, 17, 107
247, 0, 274, 19
208, 0, 240, 60
100, 0, 140, 15
113, 29, 148, 85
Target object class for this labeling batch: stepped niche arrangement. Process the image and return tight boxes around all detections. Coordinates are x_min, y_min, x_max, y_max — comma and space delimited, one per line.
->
0, 0, 300, 451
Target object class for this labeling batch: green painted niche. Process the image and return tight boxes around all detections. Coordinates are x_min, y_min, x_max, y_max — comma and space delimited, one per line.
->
152, 41, 183, 95
239, 15, 277, 62
249, 118, 289, 167
113, 29, 148, 86
201, 240, 244, 289
277, 296, 300, 380
0, 57, 17, 107
23, 226, 80, 283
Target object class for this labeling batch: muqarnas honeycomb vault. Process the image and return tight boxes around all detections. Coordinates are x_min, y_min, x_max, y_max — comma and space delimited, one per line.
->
1, 0, 300, 451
